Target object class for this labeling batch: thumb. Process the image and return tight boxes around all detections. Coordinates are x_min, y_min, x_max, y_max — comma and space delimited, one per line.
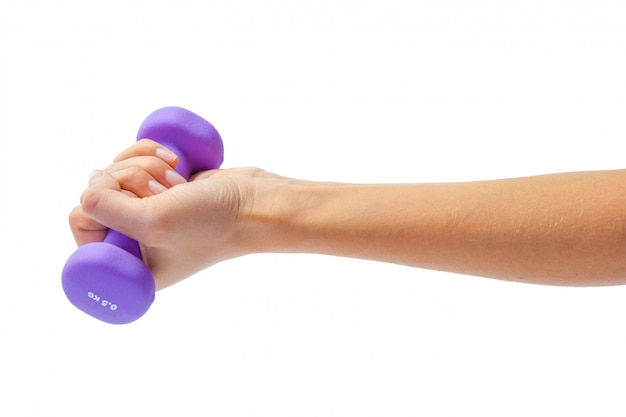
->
81, 170, 145, 240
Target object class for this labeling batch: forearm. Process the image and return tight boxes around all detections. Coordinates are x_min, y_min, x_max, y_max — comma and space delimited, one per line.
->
249, 170, 626, 286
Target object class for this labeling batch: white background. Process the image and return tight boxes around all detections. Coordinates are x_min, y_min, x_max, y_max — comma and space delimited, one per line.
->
1, 1, 626, 415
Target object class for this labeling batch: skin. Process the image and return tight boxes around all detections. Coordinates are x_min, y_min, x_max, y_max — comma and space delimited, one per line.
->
70, 139, 626, 290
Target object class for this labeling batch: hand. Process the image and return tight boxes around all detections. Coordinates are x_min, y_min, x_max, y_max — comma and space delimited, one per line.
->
70, 140, 626, 288
69, 139, 285, 290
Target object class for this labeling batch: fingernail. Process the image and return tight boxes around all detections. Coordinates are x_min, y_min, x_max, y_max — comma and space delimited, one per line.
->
156, 147, 178, 164
148, 180, 168, 195
88, 170, 104, 186
165, 169, 186, 187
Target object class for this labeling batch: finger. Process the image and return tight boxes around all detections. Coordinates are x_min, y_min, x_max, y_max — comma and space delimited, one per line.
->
105, 156, 186, 197
114, 139, 179, 168
80, 170, 150, 242
109, 167, 166, 197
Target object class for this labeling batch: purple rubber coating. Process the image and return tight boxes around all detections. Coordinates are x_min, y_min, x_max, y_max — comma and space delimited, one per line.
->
62, 107, 224, 324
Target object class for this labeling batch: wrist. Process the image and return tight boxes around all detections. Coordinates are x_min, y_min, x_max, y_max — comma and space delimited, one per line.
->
241, 177, 354, 257
238, 177, 311, 255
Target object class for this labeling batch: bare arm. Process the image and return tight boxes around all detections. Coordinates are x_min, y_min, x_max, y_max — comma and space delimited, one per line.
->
249, 170, 626, 286
72, 140, 626, 288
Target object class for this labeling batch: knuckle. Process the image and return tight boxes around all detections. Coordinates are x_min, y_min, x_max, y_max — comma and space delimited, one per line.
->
144, 157, 166, 174
125, 166, 146, 183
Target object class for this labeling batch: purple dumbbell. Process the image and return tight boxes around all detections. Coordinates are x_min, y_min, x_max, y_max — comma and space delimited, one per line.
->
62, 106, 224, 324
